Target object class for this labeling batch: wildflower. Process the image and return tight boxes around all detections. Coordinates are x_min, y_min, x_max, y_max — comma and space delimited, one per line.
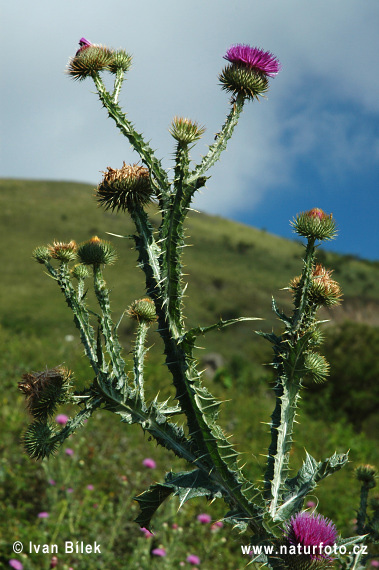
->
211, 521, 223, 531
76, 37, 92, 55
87, 484, 94, 491
9, 561, 23, 570
65, 448, 74, 456
56, 414, 69, 426
38, 511, 49, 518
140, 526, 154, 538
197, 513, 211, 524
282, 511, 338, 568
50, 556, 58, 568
306, 501, 316, 509
48, 240, 77, 263
67, 488, 74, 493
220, 44, 280, 100
142, 458, 156, 469
187, 554, 201, 565
48, 479, 56, 486
152, 548, 166, 557
224, 44, 281, 77
67, 40, 114, 80
371, 561, 379, 567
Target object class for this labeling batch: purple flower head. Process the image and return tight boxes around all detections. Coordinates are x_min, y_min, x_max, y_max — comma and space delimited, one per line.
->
186, 554, 201, 565
9, 561, 23, 570
142, 458, 156, 469
87, 484, 94, 491
48, 478, 56, 486
197, 513, 211, 524
284, 512, 338, 560
224, 44, 281, 77
65, 448, 74, 456
76, 37, 92, 55
152, 548, 166, 557
140, 526, 154, 538
38, 511, 49, 518
371, 562, 379, 568
55, 414, 69, 426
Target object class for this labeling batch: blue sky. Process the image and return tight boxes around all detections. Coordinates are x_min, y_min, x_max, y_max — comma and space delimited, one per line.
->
1, 0, 378, 259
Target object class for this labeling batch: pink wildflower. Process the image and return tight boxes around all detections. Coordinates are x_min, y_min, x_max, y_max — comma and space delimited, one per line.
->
284, 511, 338, 561
65, 448, 74, 456
197, 513, 211, 524
38, 511, 49, 518
224, 44, 281, 77
186, 554, 201, 565
55, 414, 69, 425
87, 484, 94, 491
152, 548, 166, 557
9, 561, 23, 570
140, 527, 154, 538
142, 458, 156, 469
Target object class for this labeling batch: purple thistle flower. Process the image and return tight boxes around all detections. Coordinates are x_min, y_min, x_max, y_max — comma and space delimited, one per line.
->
76, 37, 92, 55
151, 548, 166, 557
9, 561, 23, 570
86, 484, 94, 491
142, 458, 156, 469
140, 526, 154, 538
197, 513, 211, 524
224, 44, 281, 77
65, 448, 74, 456
38, 511, 49, 518
55, 414, 69, 425
186, 554, 201, 565
284, 512, 338, 560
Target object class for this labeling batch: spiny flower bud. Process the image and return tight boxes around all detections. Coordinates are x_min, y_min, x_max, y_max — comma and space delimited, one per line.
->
290, 265, 342, 307
356, 465, 377, 488
97, 163, 154, 212
48, 240, 77, 263
71, 264, 90, 280
33, 246, 52, 264
128, 298, 157, 323
18, 367, 73, 421
292, 209, 337, 241
67, 39, 114, 80
304, 352, 330, 383
108, 49, 133, 73
219, 44, 280, 101
169, 117, 205, 144
77, 236, 117, 266
23, 421, 59, 460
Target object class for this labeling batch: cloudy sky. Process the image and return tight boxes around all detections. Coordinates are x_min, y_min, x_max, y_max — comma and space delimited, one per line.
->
2, 0, 378, 259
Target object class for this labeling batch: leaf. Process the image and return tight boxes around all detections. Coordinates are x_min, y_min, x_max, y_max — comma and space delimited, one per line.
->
134, 469, 223, 529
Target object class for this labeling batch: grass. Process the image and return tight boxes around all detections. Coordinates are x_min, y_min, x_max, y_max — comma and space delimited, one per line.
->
1, 178, 378, 568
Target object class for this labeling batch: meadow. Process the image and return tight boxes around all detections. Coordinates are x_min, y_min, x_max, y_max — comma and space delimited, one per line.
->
1, 178, 378, 569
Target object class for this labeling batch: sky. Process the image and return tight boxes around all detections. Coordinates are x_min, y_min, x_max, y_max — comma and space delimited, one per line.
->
1, 0, 378, 259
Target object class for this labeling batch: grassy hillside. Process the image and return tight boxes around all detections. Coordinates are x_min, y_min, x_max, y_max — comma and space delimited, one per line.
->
1, 179, 378, 568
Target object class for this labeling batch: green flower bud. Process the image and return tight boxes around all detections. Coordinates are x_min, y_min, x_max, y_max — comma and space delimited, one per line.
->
219, 63, 269, 100
292, 209, 337, 241
97, 163, 154, 212
128, 298, 157, 323
48, 240, 77, 263
67, 45, 114, 80
356, 465, 377, 488
169, 117, 205, 144
32, 246, 52, 264
23, 421, 59, 460
304, 352, 330, 383
77, 236, 117, 266
108, 49, 132, 73
71, 263, 90, 280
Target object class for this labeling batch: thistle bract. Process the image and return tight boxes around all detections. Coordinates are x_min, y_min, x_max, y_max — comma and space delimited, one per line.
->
356, 464, 377, 488
292, 209, 337, 241
97, 163, 154, 212
23, 421, 59, 460
48, 240, 77, 263
18, 367, 73, 421
219, 64, 269, 100
67, 44, 114, 80
109, 49, 133, 74
128, 298, 157, 323
32, 246, 51, 264
169, 117, 205, 144
77, 236, 117, 266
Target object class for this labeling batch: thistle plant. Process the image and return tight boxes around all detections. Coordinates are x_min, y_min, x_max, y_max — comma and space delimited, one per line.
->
19, 39, 377, 568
